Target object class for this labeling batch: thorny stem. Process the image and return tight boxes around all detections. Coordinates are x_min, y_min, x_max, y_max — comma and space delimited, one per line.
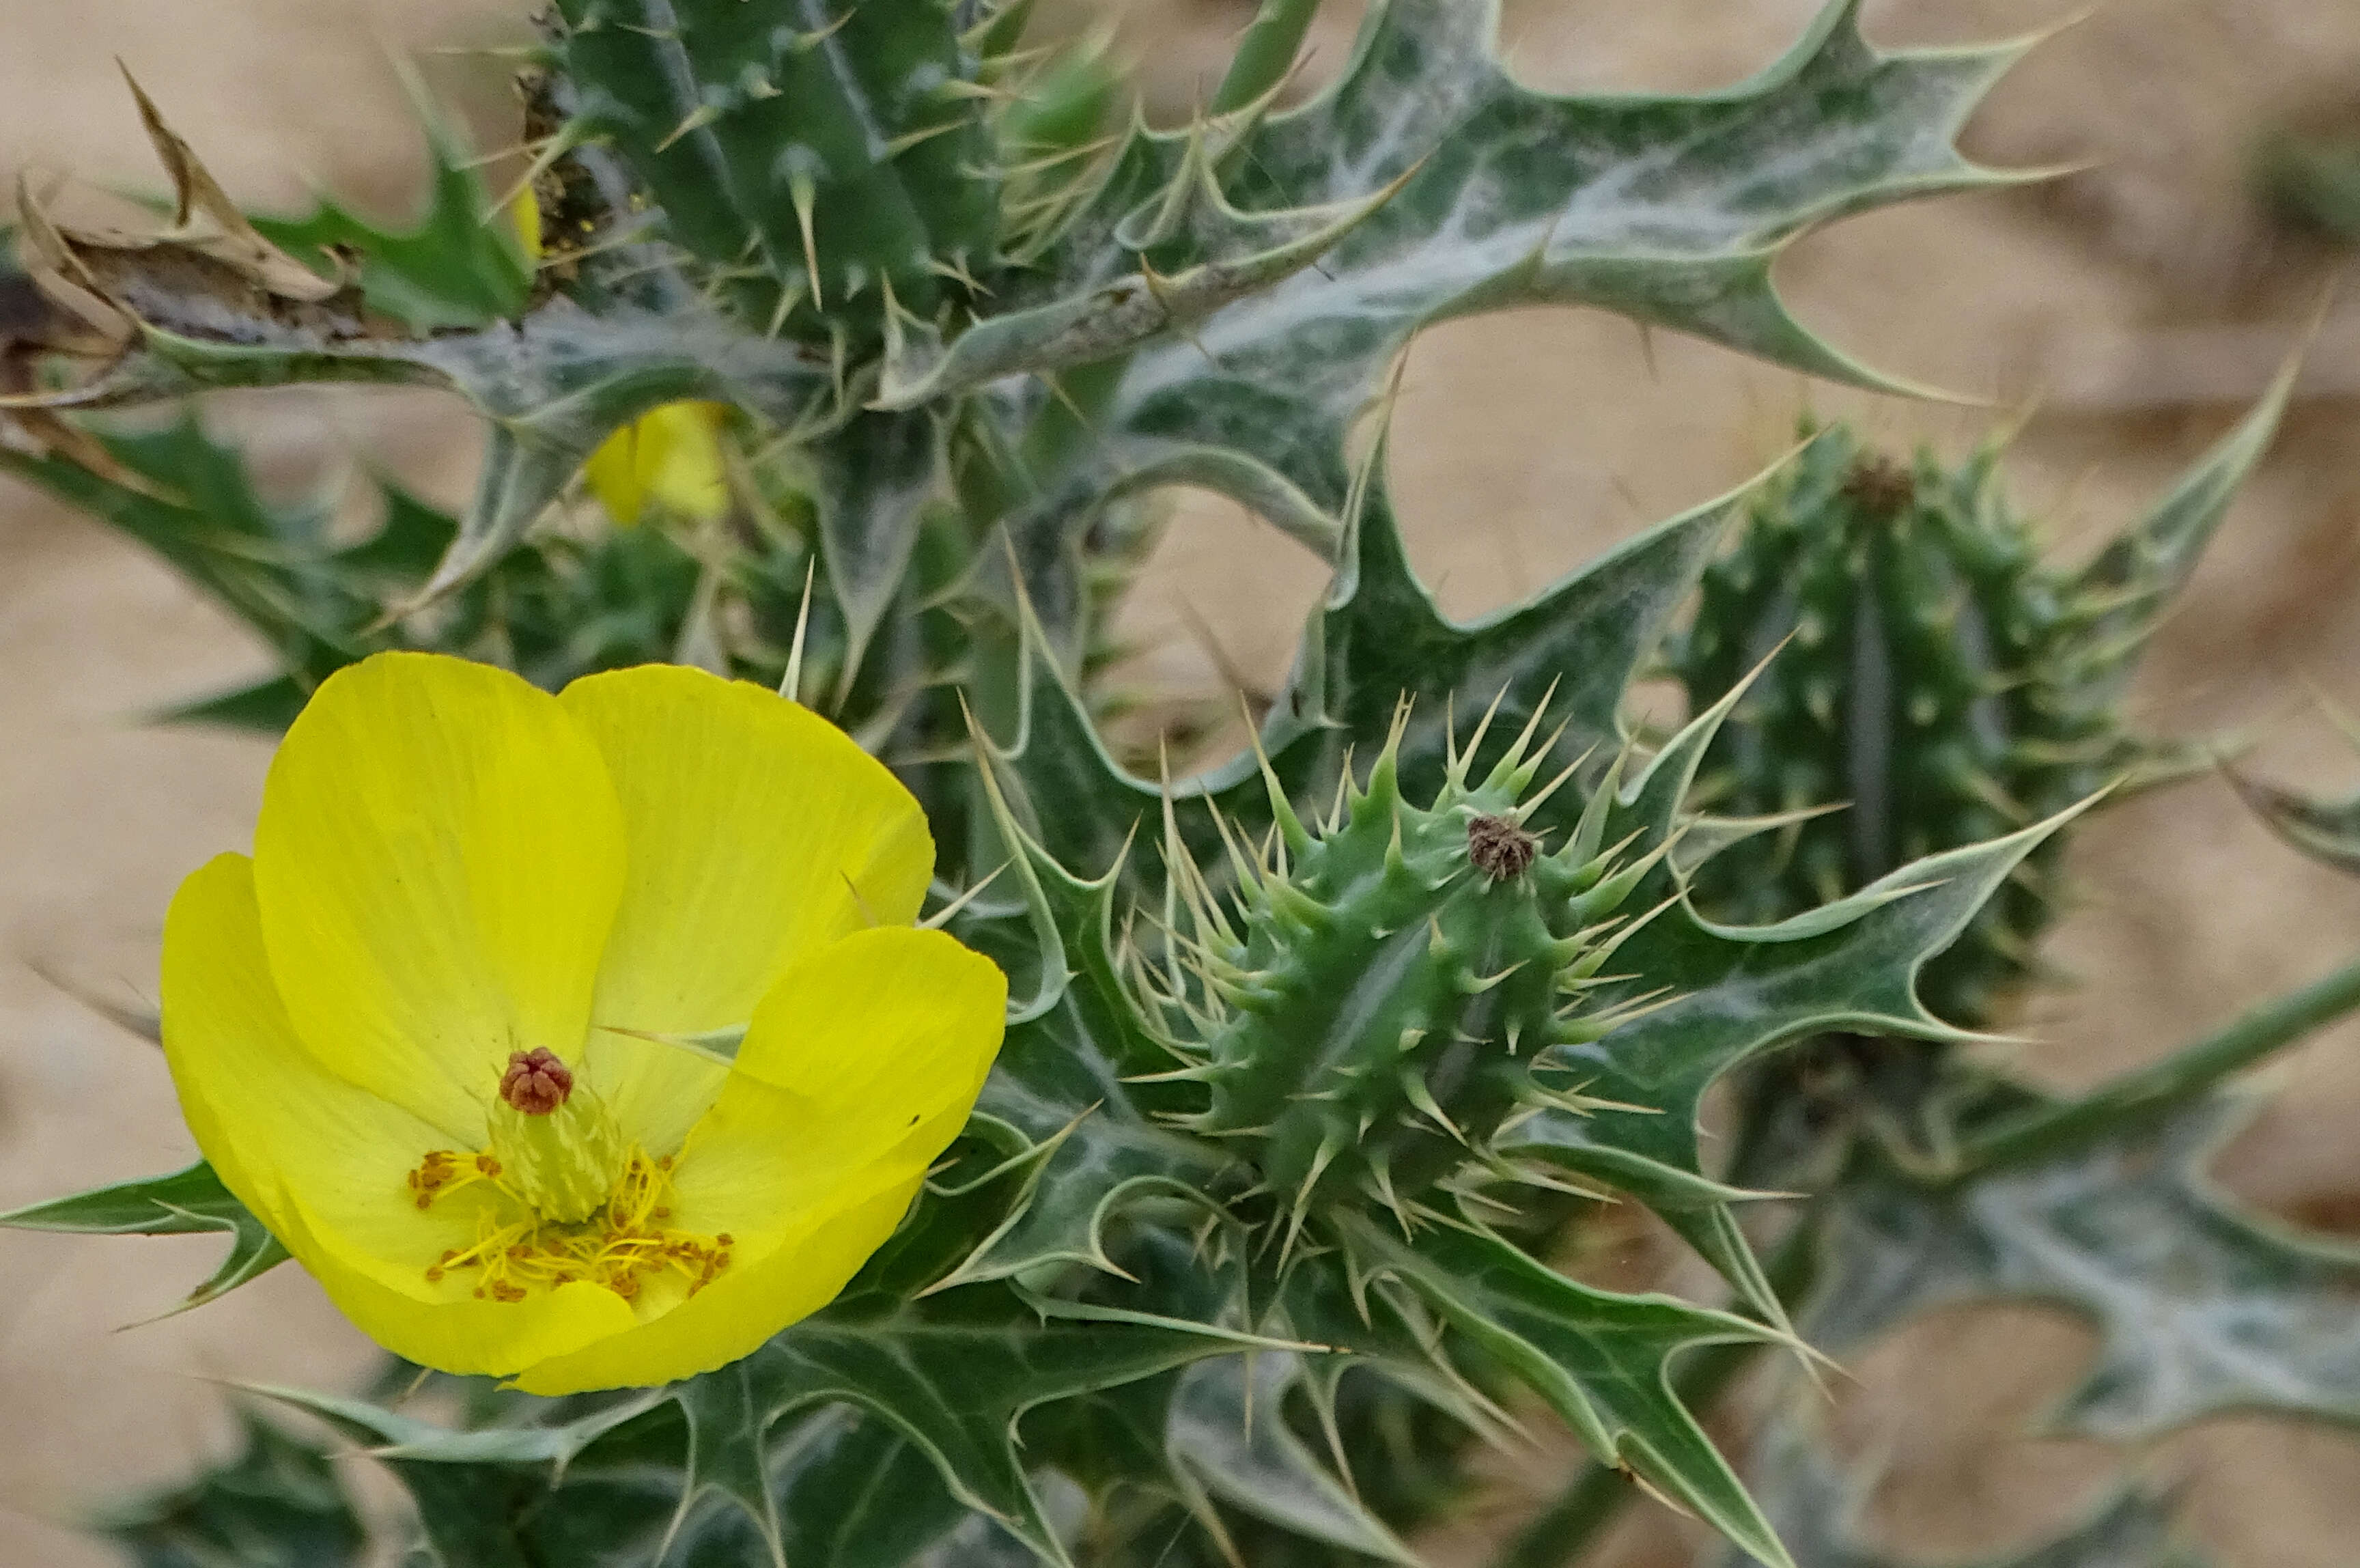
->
1958, 950, 2360, 1171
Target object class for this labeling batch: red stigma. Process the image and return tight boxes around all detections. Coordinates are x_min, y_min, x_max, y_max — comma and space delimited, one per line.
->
499, 1048, 574, 1115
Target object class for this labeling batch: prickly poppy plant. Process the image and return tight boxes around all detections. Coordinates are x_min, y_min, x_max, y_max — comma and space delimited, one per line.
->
6, 4, 2360, 1568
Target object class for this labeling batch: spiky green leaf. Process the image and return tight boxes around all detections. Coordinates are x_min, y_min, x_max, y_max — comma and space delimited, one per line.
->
934, 774, 1231, 1289
0, 1161, 289, 1312
2062, 350, 2299, 703
1499, 808, 2079, 1313
1351, 1216, 1795, 1568
1166, 1356, 1419, 1565
247, 95, 531, 331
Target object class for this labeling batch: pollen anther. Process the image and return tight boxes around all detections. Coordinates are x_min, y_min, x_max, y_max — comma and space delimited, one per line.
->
403, 1143, 732, 1306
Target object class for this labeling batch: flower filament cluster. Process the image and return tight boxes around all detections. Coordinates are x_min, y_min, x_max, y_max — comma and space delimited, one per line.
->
409, 1144, 733, 1303
404, 1048, 733, 1304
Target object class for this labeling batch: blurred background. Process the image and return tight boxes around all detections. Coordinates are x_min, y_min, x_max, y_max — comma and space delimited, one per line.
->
4, 1, 2360, 1563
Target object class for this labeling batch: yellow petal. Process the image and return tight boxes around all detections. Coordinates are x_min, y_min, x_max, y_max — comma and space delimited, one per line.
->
279, 1188, 640, 1379
585, 402, 730, 527
584, 420, 649, 527
507, 1171, 919, 1395
507, 928, 1004, 1394
509, 187, 542, 261
253, 652, 627, 1142
161, 854, 635, 1376
682, 925, 1006, 1237
160, 853, 424, 1237
639, 402, 730, 522
729, 925, 1006, 1123
561, 665, 935, 1152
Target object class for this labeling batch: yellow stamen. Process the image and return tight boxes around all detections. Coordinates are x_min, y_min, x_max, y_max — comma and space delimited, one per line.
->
403, 1144, 733, 1306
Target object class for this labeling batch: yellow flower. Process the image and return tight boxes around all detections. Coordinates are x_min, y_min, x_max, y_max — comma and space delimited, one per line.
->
158, 652, 1005, 1394
583, 401, 732, 527
509, 187, 729, 527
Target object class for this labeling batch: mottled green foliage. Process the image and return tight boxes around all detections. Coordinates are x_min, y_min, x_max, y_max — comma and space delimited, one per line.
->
1816, 1096, 2360, 1438
98, 1411, 369, 1568
19, 8, 2360, 1568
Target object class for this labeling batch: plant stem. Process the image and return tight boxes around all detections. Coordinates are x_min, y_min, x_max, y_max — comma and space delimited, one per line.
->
1209, 0, 1322, 114
1495, 1446, 1632, 1568
1959, 951, 2360, 1171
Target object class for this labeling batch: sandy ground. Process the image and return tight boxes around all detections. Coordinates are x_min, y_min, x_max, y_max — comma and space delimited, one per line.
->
5, 2, 2360, 1565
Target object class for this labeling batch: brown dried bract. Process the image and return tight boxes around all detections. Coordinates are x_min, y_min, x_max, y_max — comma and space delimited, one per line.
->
12, 69, 387, 372
1840, 453, 1916, 519
1467, 813, 1541, 880
0, 70, 406, 486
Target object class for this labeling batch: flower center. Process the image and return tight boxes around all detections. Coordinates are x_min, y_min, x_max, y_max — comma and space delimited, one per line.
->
486, 1050, 623, 1223
397, 1051, 733, 1304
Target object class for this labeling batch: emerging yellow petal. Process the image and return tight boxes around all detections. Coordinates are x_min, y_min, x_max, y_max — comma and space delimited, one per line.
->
584, 402, 731, 527
509, 186, 543, 263
160, 650, 1005, 1390
509, 191, 729, 531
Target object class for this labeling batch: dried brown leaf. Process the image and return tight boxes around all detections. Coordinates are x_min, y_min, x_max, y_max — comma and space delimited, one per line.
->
117, 64, 348, 303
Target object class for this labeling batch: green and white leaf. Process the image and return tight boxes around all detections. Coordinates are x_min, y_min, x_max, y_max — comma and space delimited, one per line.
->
294, 1295, 1256, 1568
1504, 808, 2082, 1313
1812, 1096, 2360, 1438
976, 0, 2035, 561
1729, 1405, 2208, 1568
1351, 1216, 1797, 1568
